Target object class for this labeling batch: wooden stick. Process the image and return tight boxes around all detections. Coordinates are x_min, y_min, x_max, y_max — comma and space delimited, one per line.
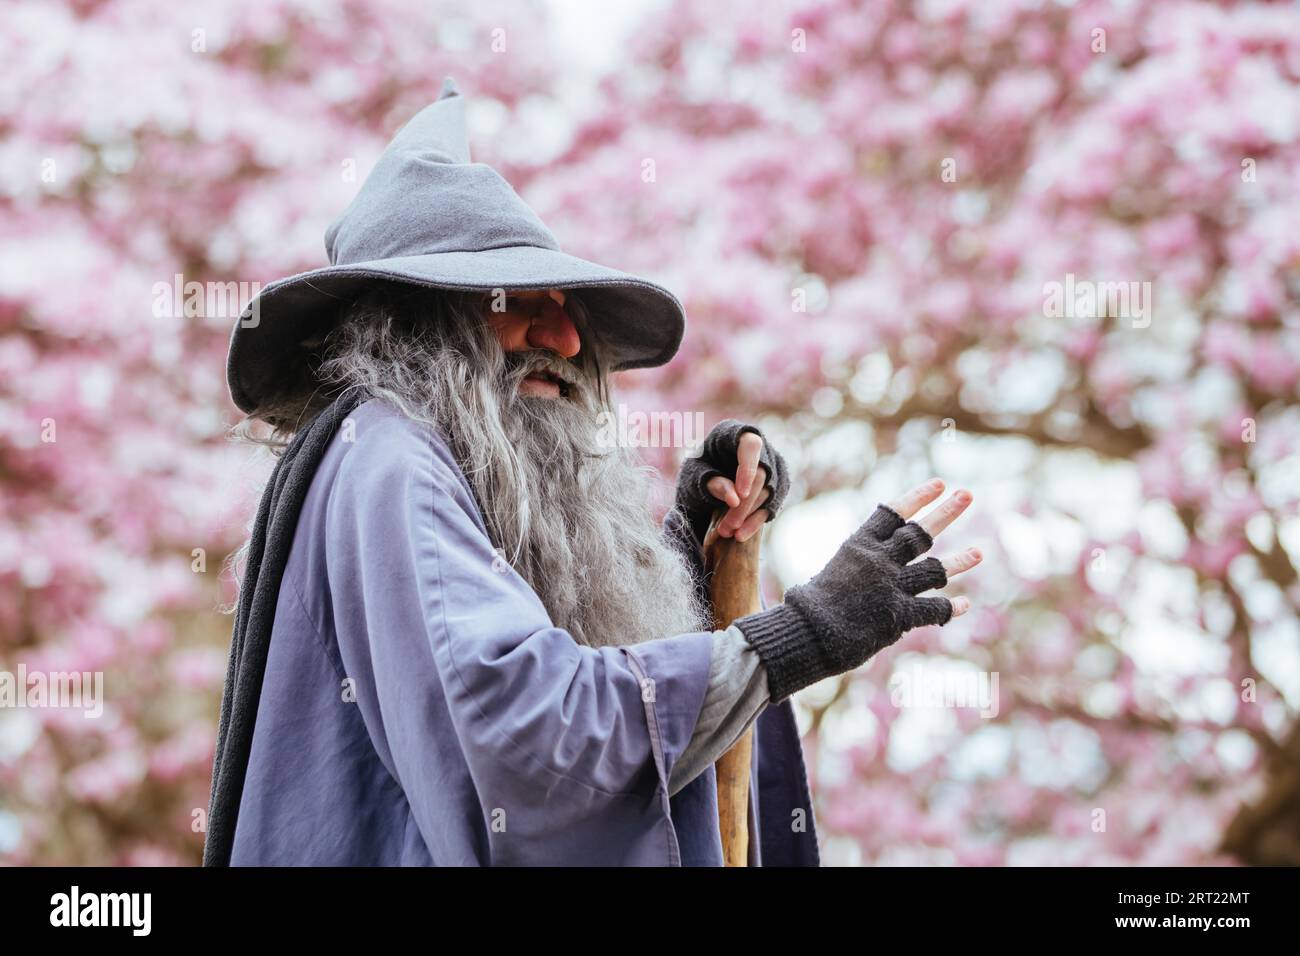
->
703, 510, 763, 867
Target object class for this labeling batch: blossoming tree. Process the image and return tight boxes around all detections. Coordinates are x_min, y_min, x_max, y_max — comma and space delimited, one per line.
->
2, 0, 1297, 865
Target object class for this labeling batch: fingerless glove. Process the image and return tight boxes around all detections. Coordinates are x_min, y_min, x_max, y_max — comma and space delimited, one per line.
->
674, 418, 791, 546
732, 504, 953, 703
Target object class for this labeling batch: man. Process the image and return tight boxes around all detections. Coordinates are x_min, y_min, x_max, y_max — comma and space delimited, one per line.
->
205, 78, 980, 866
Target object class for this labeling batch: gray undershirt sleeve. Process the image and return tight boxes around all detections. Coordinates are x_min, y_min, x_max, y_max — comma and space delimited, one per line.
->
666, 623, 771, 797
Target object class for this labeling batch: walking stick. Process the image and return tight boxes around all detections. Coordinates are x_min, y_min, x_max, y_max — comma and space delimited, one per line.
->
703, 509, 763, 867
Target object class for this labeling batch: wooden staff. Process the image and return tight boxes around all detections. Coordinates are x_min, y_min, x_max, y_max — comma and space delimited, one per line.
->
703, 509, 763, 867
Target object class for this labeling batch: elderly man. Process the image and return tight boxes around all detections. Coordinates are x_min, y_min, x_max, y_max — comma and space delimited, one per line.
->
205, 78, 980, 866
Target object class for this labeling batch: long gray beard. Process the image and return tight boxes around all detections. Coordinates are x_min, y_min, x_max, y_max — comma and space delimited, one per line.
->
315, 290, 710, 648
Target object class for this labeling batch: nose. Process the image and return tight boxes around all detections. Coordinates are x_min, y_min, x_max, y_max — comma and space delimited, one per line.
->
526, 290, 581, 359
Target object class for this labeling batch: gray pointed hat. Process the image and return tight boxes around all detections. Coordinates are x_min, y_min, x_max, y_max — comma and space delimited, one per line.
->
226, 76, 685, 414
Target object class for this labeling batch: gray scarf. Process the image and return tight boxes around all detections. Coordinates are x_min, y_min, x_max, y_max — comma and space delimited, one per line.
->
203, 388, 366, 867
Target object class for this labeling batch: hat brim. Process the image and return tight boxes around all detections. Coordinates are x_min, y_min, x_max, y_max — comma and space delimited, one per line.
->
226, 245, 685, 414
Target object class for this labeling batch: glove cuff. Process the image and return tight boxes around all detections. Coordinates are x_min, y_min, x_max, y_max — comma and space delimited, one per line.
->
732, 602, 835, 704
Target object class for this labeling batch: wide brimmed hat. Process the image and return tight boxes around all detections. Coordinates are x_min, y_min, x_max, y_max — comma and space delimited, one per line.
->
226, 76, 686, 414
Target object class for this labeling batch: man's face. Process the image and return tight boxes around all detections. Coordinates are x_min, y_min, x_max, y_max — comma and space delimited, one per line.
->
486, 288, 580, 399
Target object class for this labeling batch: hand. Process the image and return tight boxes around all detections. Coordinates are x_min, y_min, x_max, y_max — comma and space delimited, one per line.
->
787, 476, 979, 649
674, 419, 791, 545
706, 430, 771, 542
731, 477, 981, 702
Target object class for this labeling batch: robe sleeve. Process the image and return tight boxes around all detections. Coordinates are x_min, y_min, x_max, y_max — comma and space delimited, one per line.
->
667, 624, 770, 795
324, 415, 715, 864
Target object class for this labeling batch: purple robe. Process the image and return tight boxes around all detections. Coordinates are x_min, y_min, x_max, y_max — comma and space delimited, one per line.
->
229, 398, 820, 865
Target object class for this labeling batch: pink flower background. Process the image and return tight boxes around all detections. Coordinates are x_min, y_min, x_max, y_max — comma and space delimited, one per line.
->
1, 0, 1298, 864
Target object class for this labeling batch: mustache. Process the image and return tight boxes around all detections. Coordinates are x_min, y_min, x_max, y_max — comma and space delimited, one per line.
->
501, 350, 589, 402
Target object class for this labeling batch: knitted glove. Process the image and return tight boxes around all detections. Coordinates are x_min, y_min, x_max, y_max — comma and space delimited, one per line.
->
673, 419, 791, 547
731, 503, 953, 703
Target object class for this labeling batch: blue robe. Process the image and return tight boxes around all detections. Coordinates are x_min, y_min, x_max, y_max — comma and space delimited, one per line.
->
229, 398, 820, 865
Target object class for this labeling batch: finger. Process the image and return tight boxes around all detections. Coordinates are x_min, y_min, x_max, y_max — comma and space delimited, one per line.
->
733, 486, 769, 538
916, 489, 973, 539
951, 596, 971, 617
941, 547, 982, 578
734, 432, 763, 498
903, 596, 955, 629
707, 475, 740, 509
863, 503, 905, 541
884, 522, 934, 564
734, 506, 770, 543
898, 556, 947, 595
719, 476, 769, 537
888, 478, 945, 520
